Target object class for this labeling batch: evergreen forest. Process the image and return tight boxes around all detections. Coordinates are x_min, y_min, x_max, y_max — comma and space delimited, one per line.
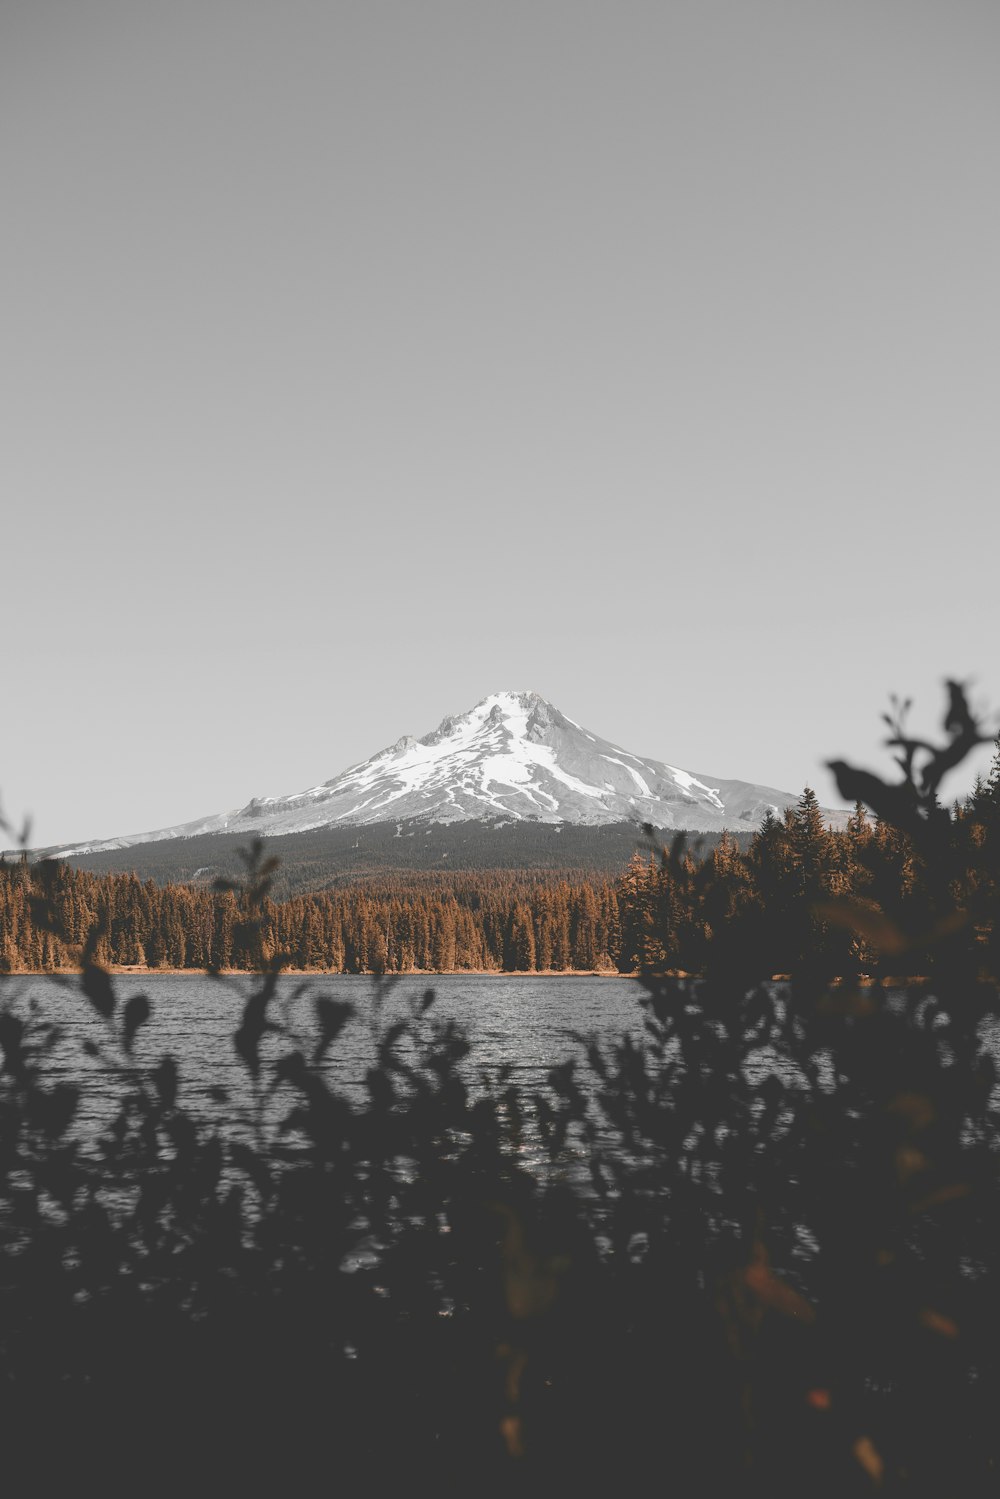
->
5, 770, 1000, 980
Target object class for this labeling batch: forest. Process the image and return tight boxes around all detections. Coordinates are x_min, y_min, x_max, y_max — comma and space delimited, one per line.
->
4, 771, 1000, 979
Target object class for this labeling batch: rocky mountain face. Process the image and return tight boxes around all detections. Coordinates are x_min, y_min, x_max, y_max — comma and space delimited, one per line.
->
50, 691, 835, 858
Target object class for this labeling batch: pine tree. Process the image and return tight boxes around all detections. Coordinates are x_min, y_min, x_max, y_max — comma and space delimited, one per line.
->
792, 787, 830, 890
510, 904, 537, 971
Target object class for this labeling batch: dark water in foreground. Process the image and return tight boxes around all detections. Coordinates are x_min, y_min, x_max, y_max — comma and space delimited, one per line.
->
11, 972, 973, 1164
1, 972, 652, 1143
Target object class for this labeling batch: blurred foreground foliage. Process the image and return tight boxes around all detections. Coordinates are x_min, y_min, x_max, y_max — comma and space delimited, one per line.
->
2, 684, 1000, 1495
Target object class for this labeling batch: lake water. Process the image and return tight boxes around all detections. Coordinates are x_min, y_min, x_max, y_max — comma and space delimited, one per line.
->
0, 972, 652, 1147
8, 972, 990, 1170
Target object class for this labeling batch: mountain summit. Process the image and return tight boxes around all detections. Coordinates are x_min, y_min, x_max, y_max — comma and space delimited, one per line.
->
51, 691, 826, 856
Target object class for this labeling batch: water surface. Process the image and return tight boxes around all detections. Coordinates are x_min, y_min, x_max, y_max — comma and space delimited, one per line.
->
1, 971, 650, 1137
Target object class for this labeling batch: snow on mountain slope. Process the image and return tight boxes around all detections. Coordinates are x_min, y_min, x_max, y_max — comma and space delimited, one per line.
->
49, 692, 833, 856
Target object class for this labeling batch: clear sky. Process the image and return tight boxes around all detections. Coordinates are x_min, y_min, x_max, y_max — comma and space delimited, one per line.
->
3, 0, 999, 847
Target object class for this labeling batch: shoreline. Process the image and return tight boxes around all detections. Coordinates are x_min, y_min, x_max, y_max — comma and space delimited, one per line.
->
0, 967, 936, 985
1, 965, 635, 980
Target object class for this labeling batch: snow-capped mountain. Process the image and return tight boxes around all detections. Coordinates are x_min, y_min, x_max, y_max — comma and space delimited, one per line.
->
50, 691, 828, 857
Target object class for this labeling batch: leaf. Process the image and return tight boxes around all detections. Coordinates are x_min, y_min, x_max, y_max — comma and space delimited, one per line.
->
312, 996, 354, 1063
378, 1019, 408, 1062
122, 993, 151, 1053
920, 1308, 959, 1338
81, 920, 107, 967
895, 1145, 926, 1182
852, 1435, 884, 1484
166, 1112, 197, 1164
812, 899, 908, 955
744, 1251, 816, 1323
825, 762, 923, 835
28, 896, 59, 934
910, 1182, 971, 1215
81, 962, 116, 1020
0, 1012, 26, 1078
494, 1204, 560, 1321
888, 1092, 936, 1130
28, 1083, 80, 1139
499, 1415, 525, 1459
234, 980, 277, 1076
926, 909, 971, 943
944, 679, 976, 738
275, 1050, 307, 1088
153, 1055, 179, 1110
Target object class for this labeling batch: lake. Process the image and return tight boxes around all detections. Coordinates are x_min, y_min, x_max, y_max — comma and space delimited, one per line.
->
7, 971, 973, 1174
0, 972, 654, 1152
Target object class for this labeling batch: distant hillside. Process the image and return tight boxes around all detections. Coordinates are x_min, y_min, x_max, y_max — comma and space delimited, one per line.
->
57, 818, 749, 898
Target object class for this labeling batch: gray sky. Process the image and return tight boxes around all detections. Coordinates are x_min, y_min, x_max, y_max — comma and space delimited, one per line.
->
3, 0, 999, 847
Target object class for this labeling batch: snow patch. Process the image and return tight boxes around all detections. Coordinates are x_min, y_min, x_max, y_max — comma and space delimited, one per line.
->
601, 754, 653, 798
664, 764, 725, 810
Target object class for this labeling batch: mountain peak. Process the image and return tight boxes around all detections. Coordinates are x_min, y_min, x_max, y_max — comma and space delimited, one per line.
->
472, 689, 544, 710
47, 692, 843, 858
420, 691, 549, 750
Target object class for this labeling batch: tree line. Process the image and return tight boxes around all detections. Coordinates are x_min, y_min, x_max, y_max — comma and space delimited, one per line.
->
5, 757, 1000, 977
